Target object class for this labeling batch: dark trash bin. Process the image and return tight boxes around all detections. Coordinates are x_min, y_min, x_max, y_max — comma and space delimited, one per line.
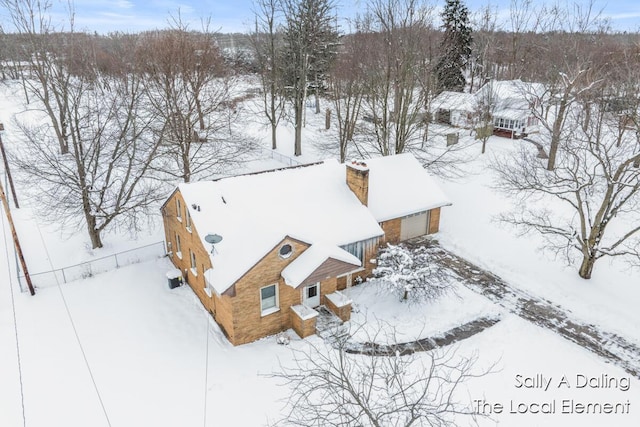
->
166, 268, 183, 289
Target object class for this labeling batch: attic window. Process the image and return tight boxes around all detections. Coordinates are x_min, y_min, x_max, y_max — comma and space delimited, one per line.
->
279, 244, 293, 259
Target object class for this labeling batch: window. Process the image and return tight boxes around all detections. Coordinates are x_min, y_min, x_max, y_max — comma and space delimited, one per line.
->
186, 210, 192, 232
190, 250, 197, 276
204, 274, 213, 297
279, 244, 293, 259
176, 198, 182, 222
307, 285, 318, 298
260, 284, 279, 315
175, 233, 182, 259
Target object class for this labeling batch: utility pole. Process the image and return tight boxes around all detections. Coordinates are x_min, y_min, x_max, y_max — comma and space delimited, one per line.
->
0, 179, 34, 295
0, 124, 19, 208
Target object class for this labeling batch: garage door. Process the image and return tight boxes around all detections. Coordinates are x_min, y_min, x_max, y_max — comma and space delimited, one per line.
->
400, 211, 430, 241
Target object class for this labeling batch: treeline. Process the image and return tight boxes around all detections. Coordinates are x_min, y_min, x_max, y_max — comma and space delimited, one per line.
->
1, 0, 639, 269
1, 1, 254, 249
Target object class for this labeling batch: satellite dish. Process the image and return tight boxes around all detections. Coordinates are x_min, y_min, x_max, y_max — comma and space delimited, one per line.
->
205, 234, 223, 244
205, 234, 223, 255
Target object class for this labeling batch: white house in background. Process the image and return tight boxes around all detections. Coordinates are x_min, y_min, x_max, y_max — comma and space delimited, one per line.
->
431, 79, 546, 139
430, 91, 476, 128
161, 152, 452, 345
477, 79, 545, 138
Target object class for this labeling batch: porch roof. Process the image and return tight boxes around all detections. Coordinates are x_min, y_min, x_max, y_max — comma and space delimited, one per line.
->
281, 243, 361, 288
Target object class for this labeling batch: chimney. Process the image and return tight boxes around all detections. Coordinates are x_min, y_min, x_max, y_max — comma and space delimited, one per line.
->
346, 160, 369, 206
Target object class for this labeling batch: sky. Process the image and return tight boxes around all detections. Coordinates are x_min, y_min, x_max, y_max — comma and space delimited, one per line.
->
2, 0, 640, 34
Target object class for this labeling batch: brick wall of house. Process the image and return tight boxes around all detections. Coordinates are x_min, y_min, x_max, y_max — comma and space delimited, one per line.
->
380, 218, 401, 245
290, 308, 317, 338
346, 163, 369, 206
325, 297, 351, 322
319, 277, 338, 303
163, 191, 212, 304
163, 190, 237, 339
428, 207, 441, 234
360, 247, 378, 280
229, 237, 310, 345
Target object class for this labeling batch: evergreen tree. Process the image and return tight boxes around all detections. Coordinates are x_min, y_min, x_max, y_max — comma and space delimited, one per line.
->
434, 0, 472, 93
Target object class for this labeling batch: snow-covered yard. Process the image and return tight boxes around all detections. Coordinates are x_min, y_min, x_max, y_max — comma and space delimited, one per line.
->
435, 136, 640, 345
1, 256, 638, 427
1, 80, 639, 426
347, 277, 501, 344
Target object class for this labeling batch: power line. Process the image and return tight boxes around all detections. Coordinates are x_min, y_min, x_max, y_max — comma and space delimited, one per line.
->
1, 194, 27, 427
203, 317, 210, 427
33, 220, 113, 427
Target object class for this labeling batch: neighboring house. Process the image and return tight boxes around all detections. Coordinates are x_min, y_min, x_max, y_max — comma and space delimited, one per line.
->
430, 91, 476, 128
161, 153, 451, 345
476, 79, 545, 139
431, 80, 546, 139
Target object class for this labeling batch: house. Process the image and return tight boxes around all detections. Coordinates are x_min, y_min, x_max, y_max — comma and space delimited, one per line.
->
430, 91, 476, 128
430, 80, 546, 139
476, 79, 545, 138
161, 153, 451, 345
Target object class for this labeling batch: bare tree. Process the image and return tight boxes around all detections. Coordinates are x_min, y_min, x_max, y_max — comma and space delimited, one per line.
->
503, 0, 543, 80
358, 0, 436, 156
510, 0, 609, 170
542, 68, 602, 170
468, 4, 497, 92
473, 81, 496, 154
274, 327, 489, 426
281, 0, 338, 156
2, 0, 75, 154
12, 50, 163, 248
138, 23, 247, 183
326, 30, 368, 162
252, 0, 286, 150
494, 97, 640, 279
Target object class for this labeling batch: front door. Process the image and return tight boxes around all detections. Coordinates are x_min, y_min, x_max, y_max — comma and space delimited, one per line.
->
303, 282, 320, 308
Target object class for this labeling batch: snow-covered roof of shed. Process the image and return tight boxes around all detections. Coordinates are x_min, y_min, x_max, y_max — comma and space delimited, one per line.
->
366, 153, 452, 222
182, 159, 384, 295
431, 91, 476, 112
281, 243, 360, 288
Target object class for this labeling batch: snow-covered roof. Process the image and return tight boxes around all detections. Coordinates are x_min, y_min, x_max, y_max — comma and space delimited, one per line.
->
184, 159, 384, 295
476, 79, 545, 111
366, 153, 452, 222
431, 91, 476, 113
281, 243, 360, 288
181, 153, 450, 295
493, 108, 531, 121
